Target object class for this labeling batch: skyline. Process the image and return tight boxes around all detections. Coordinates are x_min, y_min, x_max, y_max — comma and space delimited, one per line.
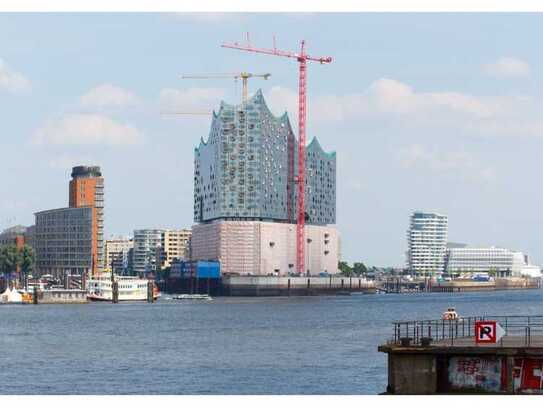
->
2, 13, 543, 266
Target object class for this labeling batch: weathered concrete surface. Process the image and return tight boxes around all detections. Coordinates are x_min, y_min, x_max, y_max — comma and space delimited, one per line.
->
388, 353, 437, 394
379, 336, 543, 394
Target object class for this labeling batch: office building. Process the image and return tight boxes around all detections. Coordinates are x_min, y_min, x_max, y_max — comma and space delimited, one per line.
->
406, 211, 448, 275
33, 207, 93, 278
445, 246, 541, 277
68, 165, 104, 275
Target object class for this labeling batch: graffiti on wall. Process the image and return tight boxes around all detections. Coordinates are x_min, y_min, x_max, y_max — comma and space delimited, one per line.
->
449, 356, 504, 392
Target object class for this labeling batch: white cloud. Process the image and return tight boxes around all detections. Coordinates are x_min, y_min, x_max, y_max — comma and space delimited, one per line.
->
80, 84, 139, 108
33, 114, 143, 146
0, 58, 31, 93
265, 79, 543, 138
159, 87, 225, 112
484, 57, 531, 78
399, 144, 496, 182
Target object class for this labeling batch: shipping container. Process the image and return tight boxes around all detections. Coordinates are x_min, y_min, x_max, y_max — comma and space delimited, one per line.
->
171, 260, 221, 279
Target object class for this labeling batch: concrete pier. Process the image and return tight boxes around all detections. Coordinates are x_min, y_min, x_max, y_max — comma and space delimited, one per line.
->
162, 275, 375, 296
379, 315, 543, 394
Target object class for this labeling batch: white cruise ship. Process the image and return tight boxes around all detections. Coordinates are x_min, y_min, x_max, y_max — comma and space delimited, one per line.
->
87, 274, 160, 301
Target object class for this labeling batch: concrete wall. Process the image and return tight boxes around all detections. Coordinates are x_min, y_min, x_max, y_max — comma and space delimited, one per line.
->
388, 353, 437, 394
192, 221, 340, 276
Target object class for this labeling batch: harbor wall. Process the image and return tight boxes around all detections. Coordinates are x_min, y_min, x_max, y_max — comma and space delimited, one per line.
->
162, 275, 375, 296
35, 289, 88, 304
430, 277, 540, 293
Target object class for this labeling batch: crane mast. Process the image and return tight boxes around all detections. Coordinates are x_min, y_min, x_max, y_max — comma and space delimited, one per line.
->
181, 72, 271, 103
222, 37, 332, 276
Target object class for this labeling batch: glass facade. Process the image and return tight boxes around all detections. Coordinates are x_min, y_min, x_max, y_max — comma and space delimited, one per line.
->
194, 90, 336, 226
34, 207, 93, 277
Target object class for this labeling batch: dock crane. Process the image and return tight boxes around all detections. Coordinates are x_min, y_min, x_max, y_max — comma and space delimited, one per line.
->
222, 35, 332, 277
181, 72, 271, 103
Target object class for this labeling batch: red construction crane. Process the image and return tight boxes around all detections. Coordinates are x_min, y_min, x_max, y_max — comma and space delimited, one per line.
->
222, 35, 332, 276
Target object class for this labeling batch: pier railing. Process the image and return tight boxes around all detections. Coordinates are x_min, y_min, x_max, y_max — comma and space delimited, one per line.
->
391, 315, 543, 346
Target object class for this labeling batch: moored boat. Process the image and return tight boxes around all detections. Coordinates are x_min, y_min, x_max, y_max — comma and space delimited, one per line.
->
87, 274, 160, 301
171, 294, 212, 301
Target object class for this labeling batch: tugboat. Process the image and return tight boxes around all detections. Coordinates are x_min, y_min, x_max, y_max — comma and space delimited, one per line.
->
442, 307, 459, 321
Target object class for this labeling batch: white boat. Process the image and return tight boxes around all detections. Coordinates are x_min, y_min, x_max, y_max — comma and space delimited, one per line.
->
87, 274, 160, 302
172, 294, 212, 301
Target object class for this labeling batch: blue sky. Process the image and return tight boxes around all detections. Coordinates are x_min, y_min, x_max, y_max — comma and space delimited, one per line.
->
1, 13, 543, 266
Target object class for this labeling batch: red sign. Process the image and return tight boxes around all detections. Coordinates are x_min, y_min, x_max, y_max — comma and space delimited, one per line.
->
475, 321, 505, 344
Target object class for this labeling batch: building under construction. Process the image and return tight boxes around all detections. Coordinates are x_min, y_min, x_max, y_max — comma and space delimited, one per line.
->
191, 90, 339, 276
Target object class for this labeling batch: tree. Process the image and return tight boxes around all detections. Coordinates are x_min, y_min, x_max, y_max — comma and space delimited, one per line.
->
0, 244, 21, 286
19, 245, 35, 284
352, 262, 368, 276
338, 261, 353, 277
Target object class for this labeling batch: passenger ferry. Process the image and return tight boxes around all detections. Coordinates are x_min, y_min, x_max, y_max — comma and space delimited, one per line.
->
87, 274, 160, 302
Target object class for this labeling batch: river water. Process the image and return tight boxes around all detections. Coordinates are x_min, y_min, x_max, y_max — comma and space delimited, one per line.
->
0, 289, 542, 394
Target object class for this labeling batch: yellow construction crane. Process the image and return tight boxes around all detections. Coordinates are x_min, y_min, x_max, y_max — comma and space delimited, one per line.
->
181, 72, 271, 103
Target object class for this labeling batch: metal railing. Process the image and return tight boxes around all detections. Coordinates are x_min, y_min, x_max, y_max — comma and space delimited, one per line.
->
390, 315, 543, 346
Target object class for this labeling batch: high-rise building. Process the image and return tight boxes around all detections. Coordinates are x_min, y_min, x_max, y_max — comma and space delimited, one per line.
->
105, 237, 134, 275
69, 166, 104, 275
191, 90, 339, 276
194, 90, 336, 225
34, 207, 93, 278
406, 211, 448, 275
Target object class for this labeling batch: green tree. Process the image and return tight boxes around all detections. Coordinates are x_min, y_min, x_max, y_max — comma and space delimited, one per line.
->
0, 244, 21, 286
338, 261, 353, 276
19, 244, 35, 284
352, 262, 368, 276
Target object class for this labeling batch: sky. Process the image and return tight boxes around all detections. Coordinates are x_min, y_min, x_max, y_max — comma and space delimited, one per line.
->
1, 13, 543, 267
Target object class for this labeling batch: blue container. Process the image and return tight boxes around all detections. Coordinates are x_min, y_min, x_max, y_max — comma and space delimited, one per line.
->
195, 261, 220, 279
179, 260, 220, 279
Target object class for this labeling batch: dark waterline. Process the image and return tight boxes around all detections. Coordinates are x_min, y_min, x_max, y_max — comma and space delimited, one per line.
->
1, 289, 542, 394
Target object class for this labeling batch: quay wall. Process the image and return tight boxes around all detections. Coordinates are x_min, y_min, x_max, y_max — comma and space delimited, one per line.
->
162, 276, 375, 296
35, 289, 88, 304
430, 277, 540, 293
380, 343, 543, 394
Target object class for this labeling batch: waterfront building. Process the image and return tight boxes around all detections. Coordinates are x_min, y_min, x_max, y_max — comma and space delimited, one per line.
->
193, 90, 336, 225
132, 229, 163, 276
157, 229, 191, 270
406, 211, 448, 276
445, 246, 541, 277
68, 166, 105, 275
33, 207, 93, 278
104, 236, 133, 275
191, 221, 339, 276
191, 90, 339, 275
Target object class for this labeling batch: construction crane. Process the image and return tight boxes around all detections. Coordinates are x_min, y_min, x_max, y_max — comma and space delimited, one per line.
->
222, 35, 332, 277
181, 72, 271, 103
